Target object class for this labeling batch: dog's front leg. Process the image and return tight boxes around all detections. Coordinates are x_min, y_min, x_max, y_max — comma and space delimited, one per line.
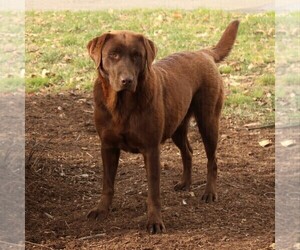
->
87, 147, 120, 220
143, 147, 166, 234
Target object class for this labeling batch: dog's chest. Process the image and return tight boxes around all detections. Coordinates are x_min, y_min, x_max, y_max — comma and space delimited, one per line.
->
118, 133, 140, 153
108, 131, 141, 153
97, 101, 161, 152
101, 119, 142, 154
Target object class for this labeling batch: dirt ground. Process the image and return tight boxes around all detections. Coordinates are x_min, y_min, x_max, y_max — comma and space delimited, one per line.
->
25, 91, 275, 250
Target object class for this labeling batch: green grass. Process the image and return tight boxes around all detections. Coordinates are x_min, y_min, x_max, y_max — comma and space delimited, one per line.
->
1, 11, 24, 92
257, 74, 275, 86
26, 77, 51, 92
219, 65, 233, 74
25, 9, 275, 122
282, 73, 299, 86
0, 77, 24, 92
275, 12, 300, 125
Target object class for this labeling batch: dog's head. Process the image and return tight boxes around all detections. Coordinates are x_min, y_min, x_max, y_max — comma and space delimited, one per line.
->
87, 31, 157, 92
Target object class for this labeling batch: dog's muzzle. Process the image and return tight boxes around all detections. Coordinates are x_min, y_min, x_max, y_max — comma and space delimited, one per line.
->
118, 75, 136, 92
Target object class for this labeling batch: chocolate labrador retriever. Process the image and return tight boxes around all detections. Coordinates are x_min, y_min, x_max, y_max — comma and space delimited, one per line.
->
87, 20, 239, 233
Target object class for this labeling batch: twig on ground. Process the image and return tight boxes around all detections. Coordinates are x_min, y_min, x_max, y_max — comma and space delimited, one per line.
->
25, 241, 54, 250
78, 233, 106, 241
0, 240, 24, 248
26, 138, 38, 166
263, 192, 275, 200
83, 110, 93, 113
32, 137, 53, 168
247, 122, 300, 130
276, 123, 300, 129
247, 124, 275, 130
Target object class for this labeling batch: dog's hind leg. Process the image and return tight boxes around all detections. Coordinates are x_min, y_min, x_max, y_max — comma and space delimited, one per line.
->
193, 91, 223, 203
172, 114, 193, 191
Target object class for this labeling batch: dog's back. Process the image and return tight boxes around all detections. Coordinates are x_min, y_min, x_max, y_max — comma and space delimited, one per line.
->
151, 21, 239, 141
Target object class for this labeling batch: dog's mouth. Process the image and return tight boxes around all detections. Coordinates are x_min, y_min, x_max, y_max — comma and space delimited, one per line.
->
120, 84, 137, 93
120, 86, 136, 92
110, 82, 137, 93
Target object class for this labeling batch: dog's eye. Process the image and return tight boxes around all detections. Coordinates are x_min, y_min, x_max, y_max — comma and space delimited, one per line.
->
132, 53, 141, 60
109, 52, 119, 59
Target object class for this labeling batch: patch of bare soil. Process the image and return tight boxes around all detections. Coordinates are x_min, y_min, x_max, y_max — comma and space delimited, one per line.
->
25, 91, 275, 249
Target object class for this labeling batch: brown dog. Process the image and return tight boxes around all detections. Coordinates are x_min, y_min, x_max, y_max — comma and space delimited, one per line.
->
87, 20, 239, 234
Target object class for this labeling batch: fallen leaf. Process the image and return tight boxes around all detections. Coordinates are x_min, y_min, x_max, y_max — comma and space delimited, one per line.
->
173, 12, 183, 19
156, 15, 164, 22
292, 28, 300, 36
248, 63, 255, 70
41, 69, 50, 78
27, 46, 39, 53
259, 139, 272, 147
44, 212, 54, 220
182, 199, 187, 205
276, 30, 287, 35
280, 139, 296, 147
75, 76, 84, 81
254, 30, 265, 35
221, 236, 229, 242
230, 75, 247, 80
258, 101, 267, 106
229, 80, 240, 86
195, 32, 209, 38
3, 44, 15, 53
244, 122, 261, 128
221, 134, 229, 141
154, 29, 163, 35
221, 134, 229, 139
20, 69, 25, 77
268, 28, 275, 36
77, 98, 87, 103
293, 242, 300, 250
63, 55, 72, 63
189, 192, 195, 197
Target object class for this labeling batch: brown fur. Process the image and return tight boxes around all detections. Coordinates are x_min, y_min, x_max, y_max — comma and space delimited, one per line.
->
87, 20, 239, 234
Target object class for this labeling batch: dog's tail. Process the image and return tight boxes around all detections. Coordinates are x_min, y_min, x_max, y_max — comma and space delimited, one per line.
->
202, 20, 239, 63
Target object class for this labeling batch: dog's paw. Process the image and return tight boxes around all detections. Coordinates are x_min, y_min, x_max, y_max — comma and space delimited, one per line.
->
201, 191, 217, 203
146, 219, 166, 234
87, 207, 109, 221
174, 181, 191, 191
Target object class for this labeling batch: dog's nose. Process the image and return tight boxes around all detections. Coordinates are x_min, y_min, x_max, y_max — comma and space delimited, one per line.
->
121, 77, 133, 86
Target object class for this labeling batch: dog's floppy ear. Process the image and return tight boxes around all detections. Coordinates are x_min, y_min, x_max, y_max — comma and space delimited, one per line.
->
143, 37, 157, 71
87, 33, 110, 69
